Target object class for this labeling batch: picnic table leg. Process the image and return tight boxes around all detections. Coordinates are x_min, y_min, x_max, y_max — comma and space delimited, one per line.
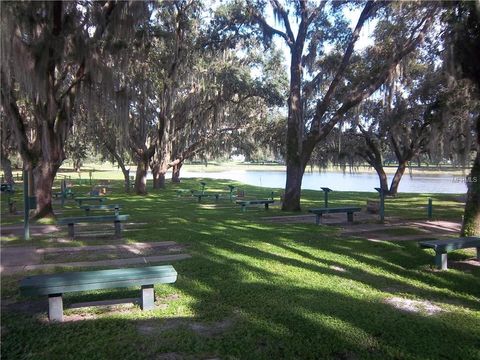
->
85, 208, 90, 216
48, 294, 64, 322
435, 251, 448, 270
265, 203, 269, 210
476, 247, 480, 262
68, 223, 75, 238
315, 214, 321, 225
242, 204, 246, 212
114, 220, 122, 238
347, 212, 354, 223
141, 285, 155, 310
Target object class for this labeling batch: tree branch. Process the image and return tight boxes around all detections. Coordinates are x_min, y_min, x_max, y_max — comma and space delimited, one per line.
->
308, 1, 382, 121
269, 0, 295, 45
313, 6, 437, 143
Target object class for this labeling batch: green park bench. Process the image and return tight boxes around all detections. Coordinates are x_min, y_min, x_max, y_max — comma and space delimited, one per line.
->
419, 237, 480, 270
57, 214, 129, 238
176, 189, 192, 197
192, 192, 222, 203
19, 265, 177, 322
53, 188, 75, 199
74, 197, 108, 206
236, 199, 274, 212
80, 204, 121, 216
308, 207, 362, 224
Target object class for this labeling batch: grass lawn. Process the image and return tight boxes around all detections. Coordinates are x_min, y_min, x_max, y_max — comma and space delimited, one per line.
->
1, 176, 479, 359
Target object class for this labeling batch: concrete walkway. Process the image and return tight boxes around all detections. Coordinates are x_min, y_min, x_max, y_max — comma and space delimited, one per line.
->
1, 241, 190, 275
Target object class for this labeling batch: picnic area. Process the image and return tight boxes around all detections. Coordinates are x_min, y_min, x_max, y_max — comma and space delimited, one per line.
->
1, 1, 480, 359
1, 175, 479, 359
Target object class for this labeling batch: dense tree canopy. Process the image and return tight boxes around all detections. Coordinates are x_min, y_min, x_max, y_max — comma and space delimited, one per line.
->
0, 0, 478, 227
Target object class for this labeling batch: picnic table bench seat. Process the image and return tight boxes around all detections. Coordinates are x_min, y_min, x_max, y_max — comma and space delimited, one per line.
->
192, 192, 222, 202
74, 197, 107, 206
236, 199, 274, 212
57, 214, 129, 238
308, 207, 362, 224
20, 265, 177, 322
53, 188, 75, 199
419, 236, 480, 270
79, 204, 121, 216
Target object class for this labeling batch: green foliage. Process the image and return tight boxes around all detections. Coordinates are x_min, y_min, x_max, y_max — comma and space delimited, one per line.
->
1, 177, 479, 359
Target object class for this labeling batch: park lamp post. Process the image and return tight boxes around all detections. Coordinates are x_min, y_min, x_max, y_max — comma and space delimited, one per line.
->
374, 187, 385, 223
321, 187, 332, 208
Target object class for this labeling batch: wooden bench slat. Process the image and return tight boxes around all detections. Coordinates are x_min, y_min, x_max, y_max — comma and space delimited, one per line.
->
20, 265, 177, 296
308, 207, 362, 224
236, 199, 274, 212
419, 237, 480, 250
419, 237, 480, 270
79, 204, 121, 210
309, 207, 362, 214
57, 215, 128, 225
236, 200, 274, 205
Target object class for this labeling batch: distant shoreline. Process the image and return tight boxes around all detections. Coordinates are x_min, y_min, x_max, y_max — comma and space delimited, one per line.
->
21, 161, 469, 179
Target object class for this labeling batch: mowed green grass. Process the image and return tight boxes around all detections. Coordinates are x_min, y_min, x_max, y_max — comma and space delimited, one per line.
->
1, 177, 479, 360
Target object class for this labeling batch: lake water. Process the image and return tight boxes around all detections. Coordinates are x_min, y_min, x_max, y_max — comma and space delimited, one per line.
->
173, 169, 467, 194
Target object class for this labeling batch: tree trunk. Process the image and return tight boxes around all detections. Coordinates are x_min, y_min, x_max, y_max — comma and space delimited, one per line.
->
123, 168, 130, 193
135, 158, 149, 195
151, 163, 165, 189
1, 156, 15, 185
32, 160, 61, 219
152, 140, 172, 189
282, 47, 304, 211
73, 159, 82, 172
172, 162, 182, 183
282, 161, 306, 211
388, 161, 408, 196
373, 164, 389, 194
461, 116, 480, 236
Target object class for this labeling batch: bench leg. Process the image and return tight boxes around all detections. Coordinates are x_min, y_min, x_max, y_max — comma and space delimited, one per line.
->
68, 223, 75, 238
265, 203, 269, 210
435, 251, 448, 270
347, 212, 354, 223
114, 221, 122, 238
315, 214, 321, 225
141, 285, 155, 311
48, 294, 64, 322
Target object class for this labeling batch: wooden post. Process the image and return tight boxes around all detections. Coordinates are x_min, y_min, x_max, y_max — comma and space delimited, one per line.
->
435, 252, 448, 270
427, 198, 433, 219
375, 187, 385, 223
114, 220, 122, 238
23, 170, 30, 240
228, 185, 235, 202
48, 294, 64, 322
141, 285, 155, 310
321, 187, 332, 208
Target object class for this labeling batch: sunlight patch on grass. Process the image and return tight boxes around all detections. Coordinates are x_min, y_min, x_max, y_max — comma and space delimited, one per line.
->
384, 297, 444, 316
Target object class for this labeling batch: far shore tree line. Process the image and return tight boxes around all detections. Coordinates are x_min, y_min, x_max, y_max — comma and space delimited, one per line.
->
1, 1, 479, 235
